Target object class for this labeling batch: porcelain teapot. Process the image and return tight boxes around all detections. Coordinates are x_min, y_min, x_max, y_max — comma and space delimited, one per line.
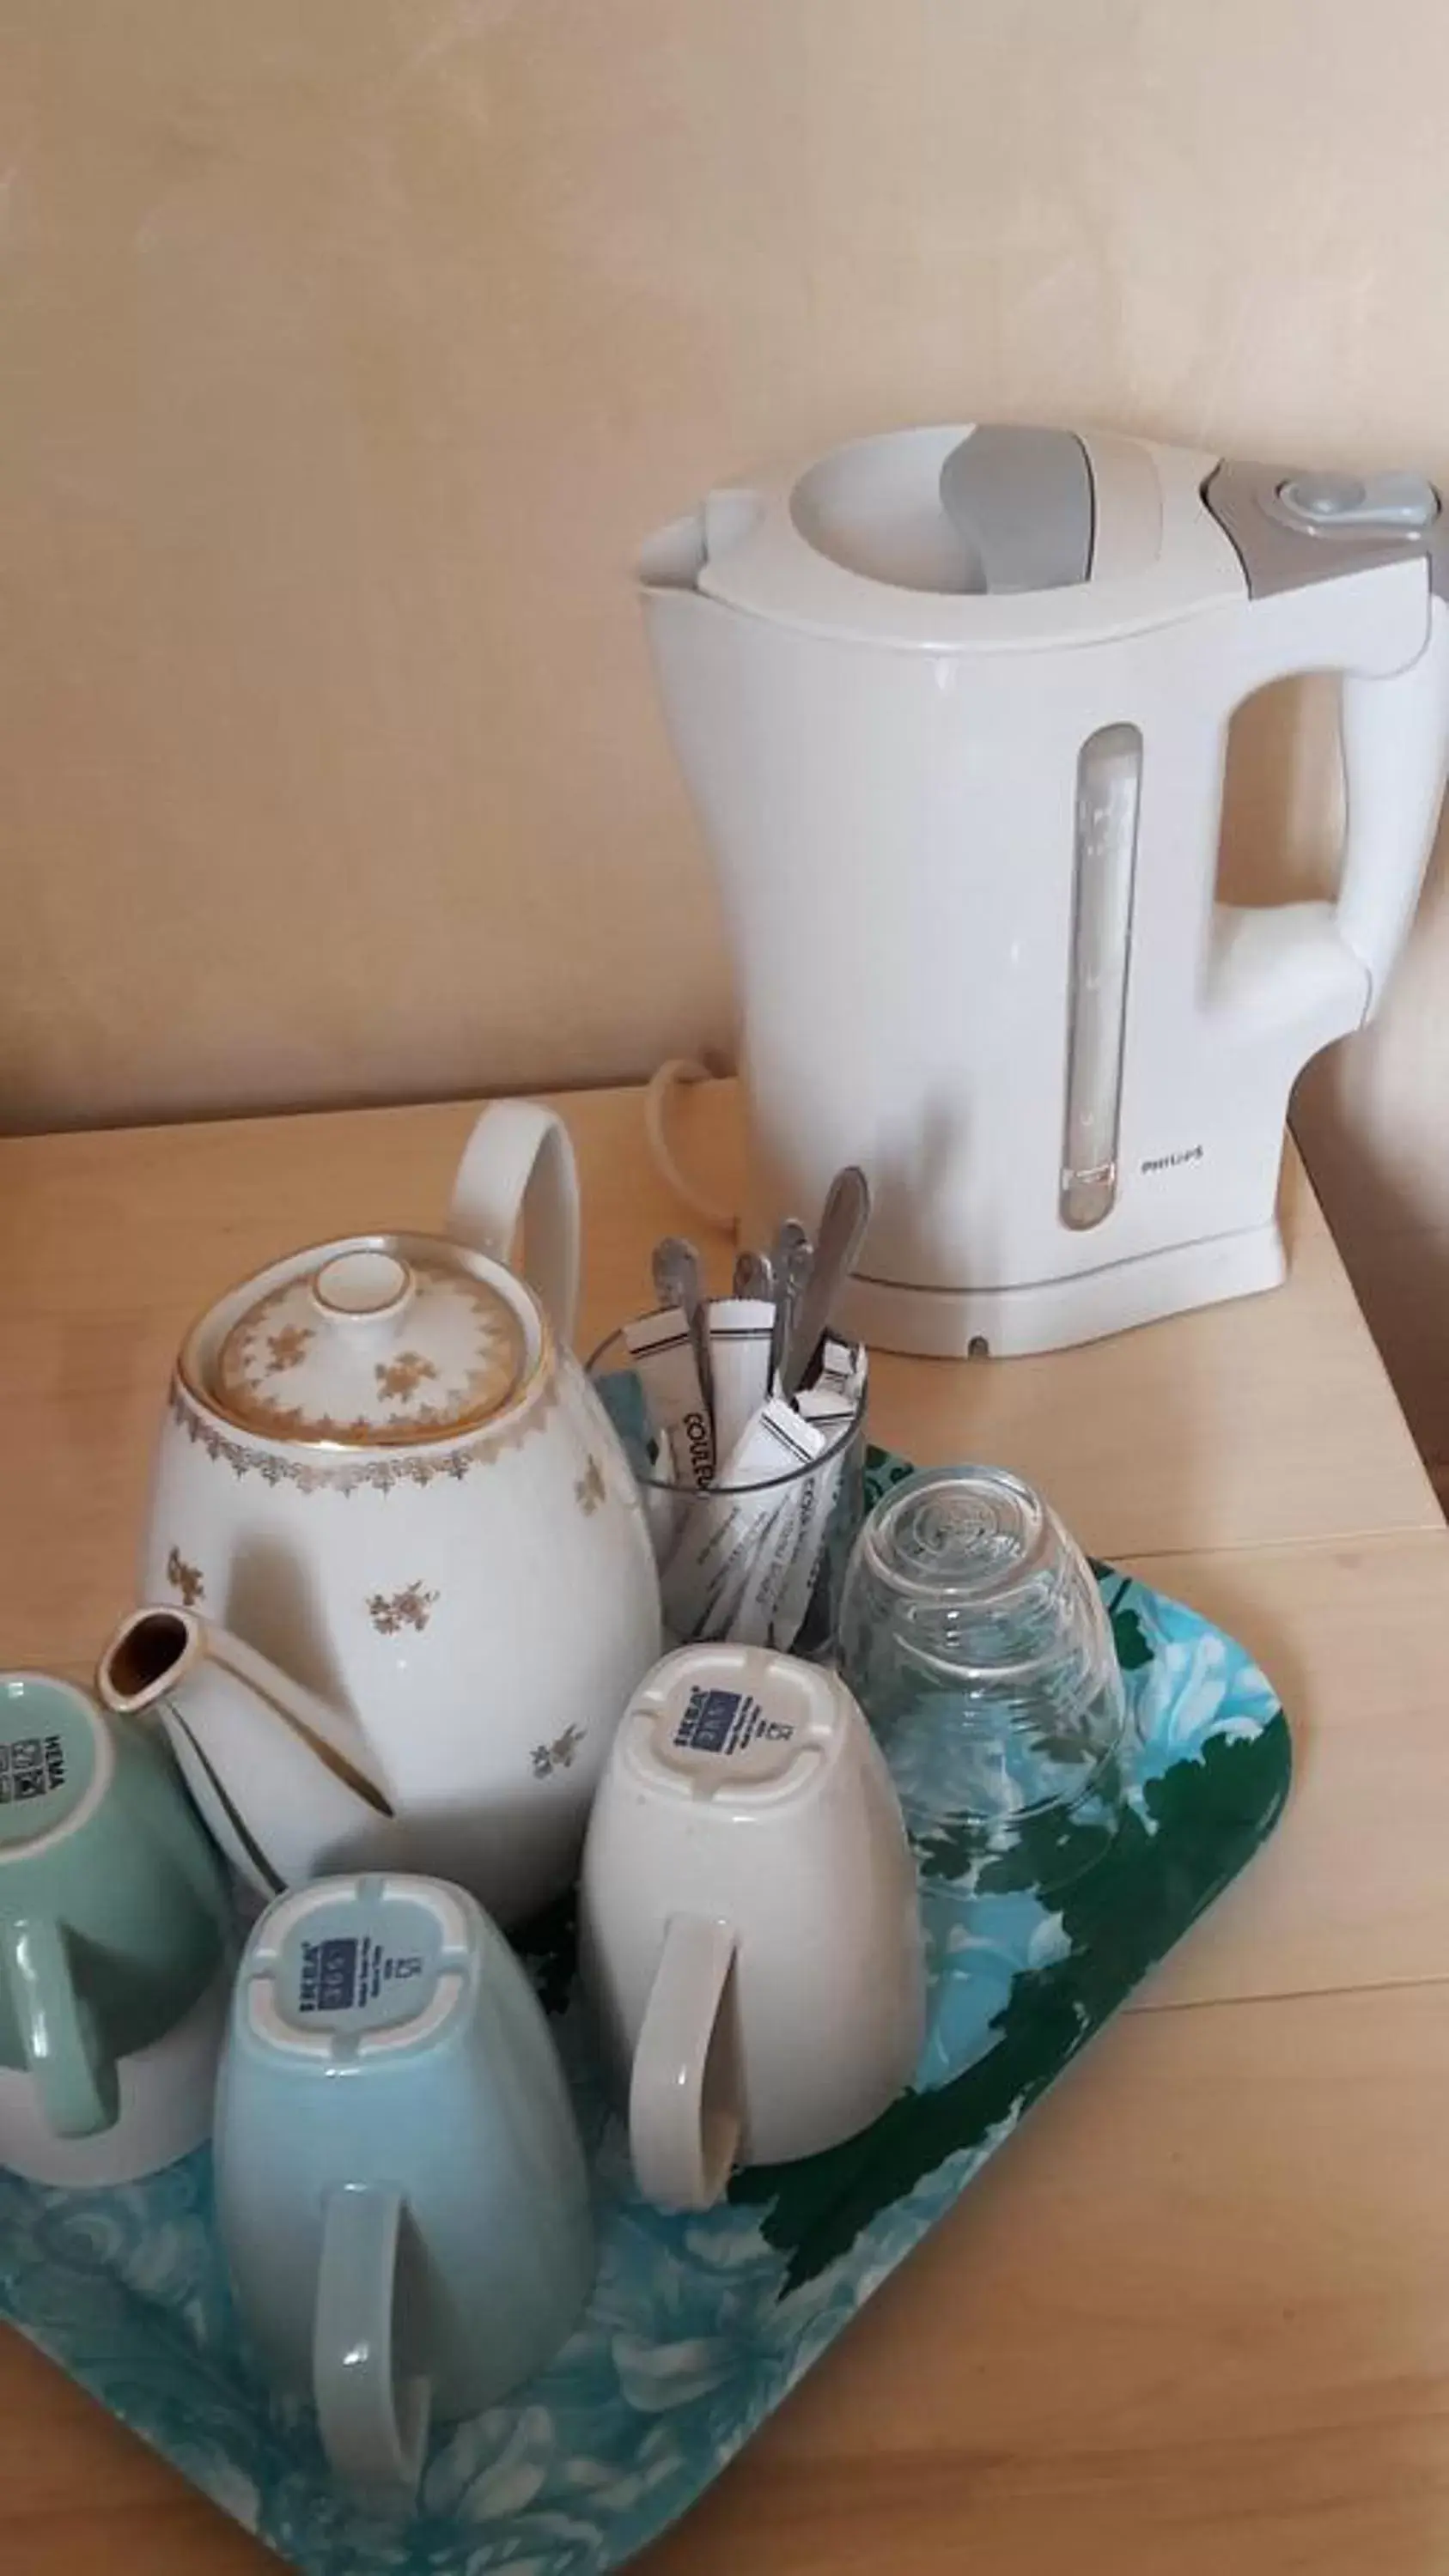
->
112, 1103, 661, 1923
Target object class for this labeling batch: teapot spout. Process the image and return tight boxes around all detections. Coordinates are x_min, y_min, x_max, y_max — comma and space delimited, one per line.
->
98, 1608, 393, 1900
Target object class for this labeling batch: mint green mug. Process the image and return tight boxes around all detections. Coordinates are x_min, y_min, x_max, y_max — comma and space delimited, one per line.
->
0, 1673, 231, 2170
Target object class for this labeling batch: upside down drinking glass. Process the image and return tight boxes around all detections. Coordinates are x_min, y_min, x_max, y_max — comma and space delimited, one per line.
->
837, 1464, 1128, 1893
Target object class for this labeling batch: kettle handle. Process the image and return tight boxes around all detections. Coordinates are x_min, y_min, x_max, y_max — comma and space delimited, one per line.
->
1213, 580, 1449, 1045
448, 1102, 581, 1347
1335, 596, 1449, 1018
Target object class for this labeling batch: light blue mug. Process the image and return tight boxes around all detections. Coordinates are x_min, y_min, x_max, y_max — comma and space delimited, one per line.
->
0, 1671, 231, 2175
215, 1873, 595, 2500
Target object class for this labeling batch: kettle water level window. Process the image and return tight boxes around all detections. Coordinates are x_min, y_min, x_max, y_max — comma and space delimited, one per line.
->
1060, 723, 1142, 1231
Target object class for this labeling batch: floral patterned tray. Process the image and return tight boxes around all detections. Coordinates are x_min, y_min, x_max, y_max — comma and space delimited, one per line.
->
0, 1450, 1291, 2576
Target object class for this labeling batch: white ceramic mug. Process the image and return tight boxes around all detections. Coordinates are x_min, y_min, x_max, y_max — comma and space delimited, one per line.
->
579, 1644, 925, 2209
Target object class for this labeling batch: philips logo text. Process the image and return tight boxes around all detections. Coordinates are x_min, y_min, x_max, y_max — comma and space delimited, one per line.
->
1140, 1145, 1204, 1176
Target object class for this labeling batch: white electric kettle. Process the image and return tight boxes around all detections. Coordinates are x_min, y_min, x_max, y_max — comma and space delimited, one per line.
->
641, 425, 1449, 1354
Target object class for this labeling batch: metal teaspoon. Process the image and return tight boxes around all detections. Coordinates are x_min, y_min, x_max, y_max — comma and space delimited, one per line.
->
781, 1167, 872, 1397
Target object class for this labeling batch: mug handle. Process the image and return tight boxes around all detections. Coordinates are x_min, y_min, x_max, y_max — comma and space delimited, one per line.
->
313, 2182, 431, 2501
628, 1914, 741, 2211
0, 1914, 118, 2138
447, 1101, 581, 1347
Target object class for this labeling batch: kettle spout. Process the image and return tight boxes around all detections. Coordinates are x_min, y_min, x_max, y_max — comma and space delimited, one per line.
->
98, 1607, 393, 1900
638, 507, 708, 592
638, 489, 765, 594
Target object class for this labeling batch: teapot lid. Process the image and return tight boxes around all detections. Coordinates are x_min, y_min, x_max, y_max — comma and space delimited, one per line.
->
195, 1236, 532, 1448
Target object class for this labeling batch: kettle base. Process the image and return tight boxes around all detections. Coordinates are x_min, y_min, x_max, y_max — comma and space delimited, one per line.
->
839, 1220, 1286, 1359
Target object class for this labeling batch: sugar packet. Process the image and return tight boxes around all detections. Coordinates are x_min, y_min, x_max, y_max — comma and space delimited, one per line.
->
623, 1307, 715, 1489
661, 1396, 828, 1644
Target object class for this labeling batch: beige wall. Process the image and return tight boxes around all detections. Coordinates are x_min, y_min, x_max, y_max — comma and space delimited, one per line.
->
3, 0, 1448, 1485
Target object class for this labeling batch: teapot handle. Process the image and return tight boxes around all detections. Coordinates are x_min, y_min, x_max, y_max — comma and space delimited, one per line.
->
447, 1102, 581, 1347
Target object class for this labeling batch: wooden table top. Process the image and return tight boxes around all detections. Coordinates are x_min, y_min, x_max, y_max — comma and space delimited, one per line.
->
2, 1078, 1447, 2573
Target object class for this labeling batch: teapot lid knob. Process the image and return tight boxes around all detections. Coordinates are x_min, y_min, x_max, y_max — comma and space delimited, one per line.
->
311, 1250, 414, 1321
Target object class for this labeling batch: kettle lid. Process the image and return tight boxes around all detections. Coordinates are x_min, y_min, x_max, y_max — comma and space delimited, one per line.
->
192, 1236, 532, 1448
657, 422, 1244, 650
798, 422, 1096, 597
